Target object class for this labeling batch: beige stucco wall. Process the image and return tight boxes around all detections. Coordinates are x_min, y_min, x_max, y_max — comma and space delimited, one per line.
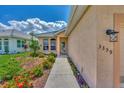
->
67, 5, 124, 88
68, 6, 97, 87
38, 37, 44, 51
96, 5, 124, 87
96, 6, 114, 88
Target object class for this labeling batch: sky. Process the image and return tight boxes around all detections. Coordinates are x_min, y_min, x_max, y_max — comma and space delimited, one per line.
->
0, 5, 71, 34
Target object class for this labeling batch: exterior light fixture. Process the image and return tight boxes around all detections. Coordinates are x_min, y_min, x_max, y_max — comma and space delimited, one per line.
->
106, 29, 119, 42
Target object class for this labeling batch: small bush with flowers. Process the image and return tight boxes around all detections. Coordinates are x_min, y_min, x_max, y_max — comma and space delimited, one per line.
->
2, 72, 33, 88
14, 74, 33, 88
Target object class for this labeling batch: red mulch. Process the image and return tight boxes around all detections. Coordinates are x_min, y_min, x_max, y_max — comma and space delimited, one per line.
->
21, 58, 43, 70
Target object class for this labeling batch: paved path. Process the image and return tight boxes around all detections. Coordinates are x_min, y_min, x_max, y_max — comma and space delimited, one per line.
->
45, 56, 80, 88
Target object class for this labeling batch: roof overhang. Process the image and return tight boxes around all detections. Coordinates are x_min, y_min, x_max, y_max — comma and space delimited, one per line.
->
65, 5, 89, 36
37, 28, 66, 38
54, 29, 66, 36
37, 35, 55, 38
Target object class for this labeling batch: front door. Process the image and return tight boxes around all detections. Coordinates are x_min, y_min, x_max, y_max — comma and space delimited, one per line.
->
60, 41, 66, 55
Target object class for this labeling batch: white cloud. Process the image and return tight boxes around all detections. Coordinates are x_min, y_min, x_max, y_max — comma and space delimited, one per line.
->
0, 23, 10, 30
0, 18, 67, 34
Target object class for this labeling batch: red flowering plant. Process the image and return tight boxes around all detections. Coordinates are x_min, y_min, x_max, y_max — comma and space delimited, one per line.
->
14, 73, 33, 88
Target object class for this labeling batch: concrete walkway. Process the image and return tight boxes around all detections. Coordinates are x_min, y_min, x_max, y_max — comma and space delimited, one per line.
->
45, 56, 80, 88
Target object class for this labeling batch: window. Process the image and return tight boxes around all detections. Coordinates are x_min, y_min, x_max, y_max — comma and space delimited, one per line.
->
17, 40, 21, 48
4, 39, 8, 46
0, 39, 2, 50
4, 39, 9, 53
22, 40, 25, 47
43, 39, 48, 50
51, 39, 56, 50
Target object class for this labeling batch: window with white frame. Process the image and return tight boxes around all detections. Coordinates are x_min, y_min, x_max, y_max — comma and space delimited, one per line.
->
43, 39, 49, 50
51, 39, 56, 50
4, 39, 9, 53
17, 40, 21, 48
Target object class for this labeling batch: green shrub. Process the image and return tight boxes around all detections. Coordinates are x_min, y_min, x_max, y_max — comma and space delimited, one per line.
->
33, 66, 43, 77
5, 80, 17, 88
21, 71, 30, 77
3, 57, 22, 81
30, 52, 39, 57
49, 52, 57, 57
43, 60, 52, 69
29, 38, 40, 57
5, 74, 13, 80
38, 52, 45, 58
30, 52, 45, 58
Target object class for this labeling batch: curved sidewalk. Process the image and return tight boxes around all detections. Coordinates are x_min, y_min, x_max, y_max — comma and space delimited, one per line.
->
45, 56, 80, 88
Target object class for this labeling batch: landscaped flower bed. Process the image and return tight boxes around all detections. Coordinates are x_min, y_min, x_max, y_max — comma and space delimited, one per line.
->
0, 52, 56, 88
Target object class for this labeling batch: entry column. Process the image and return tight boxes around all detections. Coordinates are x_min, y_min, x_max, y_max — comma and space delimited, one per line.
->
57, 37, 60, 56
48, 38, 51, 53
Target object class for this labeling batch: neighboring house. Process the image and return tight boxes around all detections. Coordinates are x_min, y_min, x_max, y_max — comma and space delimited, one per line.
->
65, 5, 124, 88
0, 29, 32, 54
37, 28, 67, 55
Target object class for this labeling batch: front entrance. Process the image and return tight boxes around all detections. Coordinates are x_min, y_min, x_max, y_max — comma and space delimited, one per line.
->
60, 37, 67, 55
60, 41, 66, 55
56, 32, 67, 56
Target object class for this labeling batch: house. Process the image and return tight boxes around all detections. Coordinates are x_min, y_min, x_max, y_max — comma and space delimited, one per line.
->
0, 29, 32, 54
65, 5, 124, 88
37, 28, 67, 55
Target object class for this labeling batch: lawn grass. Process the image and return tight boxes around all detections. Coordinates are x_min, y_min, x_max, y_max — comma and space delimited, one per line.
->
0, 52, 29, 80
0, 52, 28, 64
0, 52, 29, 63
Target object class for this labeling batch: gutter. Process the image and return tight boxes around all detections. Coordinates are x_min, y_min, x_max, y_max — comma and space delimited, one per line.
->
65, 5, 90, 36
